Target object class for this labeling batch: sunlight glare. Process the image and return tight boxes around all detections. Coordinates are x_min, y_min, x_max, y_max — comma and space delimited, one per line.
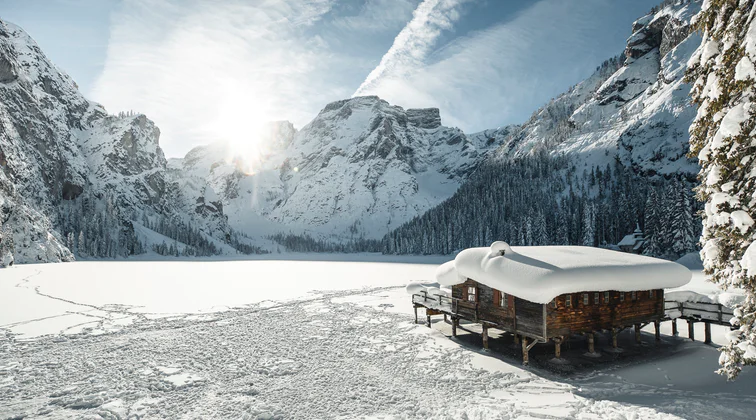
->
211, 87, 272, 174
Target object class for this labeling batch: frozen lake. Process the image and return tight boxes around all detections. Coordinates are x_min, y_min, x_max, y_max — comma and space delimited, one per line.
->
1, 258, 756, 419
0, 256, 447, 337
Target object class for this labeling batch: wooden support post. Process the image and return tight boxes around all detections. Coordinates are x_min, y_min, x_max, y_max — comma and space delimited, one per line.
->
553, 337, 562, 359
634, 324, 641, 344
522, 336, 529, 365
588, 332, 595, 354
482, 325, 489, 350
451, 317, 458, 338
612, 328, 618, 349
514, 334, 520, 345
654, 320, 661, 343
688, 319, 695, 341
426, 314, 431, 328
414, 306, 418, 324
443, 313, 448, 323
705, 322, 712, 344
672, 319, 678, 336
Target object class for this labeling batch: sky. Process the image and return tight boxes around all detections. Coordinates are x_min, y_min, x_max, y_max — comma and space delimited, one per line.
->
0, 0, 661, 158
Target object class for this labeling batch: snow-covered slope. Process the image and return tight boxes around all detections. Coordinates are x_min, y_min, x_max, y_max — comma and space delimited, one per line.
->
171, 97, 500, 240
492, 1, 702, 177
0, 19, 201, 262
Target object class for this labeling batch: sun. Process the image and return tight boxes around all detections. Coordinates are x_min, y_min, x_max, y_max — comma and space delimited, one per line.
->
211, 91, 272, 171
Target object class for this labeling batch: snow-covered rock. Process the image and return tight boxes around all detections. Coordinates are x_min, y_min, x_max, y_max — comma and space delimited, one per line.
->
0, 18, 199, 261
172, 96, 502, 240
491, 1, 702, 177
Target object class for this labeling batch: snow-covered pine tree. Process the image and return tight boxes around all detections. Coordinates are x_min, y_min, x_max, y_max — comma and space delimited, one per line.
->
686, 0, 756, 379
671, 180, 697, 257
0, 220, 14, 267
643, 188, 663, 257
582, 204, 595, 246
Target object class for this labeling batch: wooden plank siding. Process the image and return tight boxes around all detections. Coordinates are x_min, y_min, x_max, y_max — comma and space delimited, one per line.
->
452, 279, 515, 330
546, 289, 664, 338
451, 279, 664, 340
514, 297, 545, 339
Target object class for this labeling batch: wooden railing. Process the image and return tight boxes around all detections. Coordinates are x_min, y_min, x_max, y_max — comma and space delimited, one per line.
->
412, 292, 478, 320
664, 300, 735, 325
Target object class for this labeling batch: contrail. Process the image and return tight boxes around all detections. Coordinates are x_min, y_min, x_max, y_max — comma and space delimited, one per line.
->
354, 0, 472, 96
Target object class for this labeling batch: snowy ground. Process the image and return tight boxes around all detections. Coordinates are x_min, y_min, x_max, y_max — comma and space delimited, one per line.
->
1, 257, 755, 419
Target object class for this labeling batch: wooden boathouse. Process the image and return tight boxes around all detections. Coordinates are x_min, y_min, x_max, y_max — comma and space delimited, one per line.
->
411, 242, 694, 364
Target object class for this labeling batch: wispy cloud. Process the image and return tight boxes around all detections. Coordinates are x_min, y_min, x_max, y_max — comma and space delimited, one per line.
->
353, 0, 473, 96
91, 0, 346, 157
355, 0, 658, 132
330, 0, 417, 33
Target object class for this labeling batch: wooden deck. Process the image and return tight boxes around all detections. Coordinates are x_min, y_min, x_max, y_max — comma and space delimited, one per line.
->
412, 292, 737, 362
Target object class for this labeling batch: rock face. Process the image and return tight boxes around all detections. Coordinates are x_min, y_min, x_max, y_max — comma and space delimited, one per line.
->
172, 96, 499, 240
491, 1, 701, 178
0, 19, 170, 262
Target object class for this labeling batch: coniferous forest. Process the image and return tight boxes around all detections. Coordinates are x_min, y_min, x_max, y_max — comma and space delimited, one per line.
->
382, 154, 700, 260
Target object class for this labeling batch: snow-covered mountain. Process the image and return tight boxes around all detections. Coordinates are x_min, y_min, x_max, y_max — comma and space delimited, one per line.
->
0, 19, 175, 263
171, 96, 500, 241
0, 17, 504, 262
0, 1, 709, 262
383, 1, 704, 257
488, 1, 701, 177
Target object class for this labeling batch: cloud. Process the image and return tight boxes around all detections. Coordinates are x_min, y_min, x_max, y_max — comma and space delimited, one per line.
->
91, 0, 348, 157
353, 0, 473, 96
355, 0, 657, 132
329, 0, 418, 33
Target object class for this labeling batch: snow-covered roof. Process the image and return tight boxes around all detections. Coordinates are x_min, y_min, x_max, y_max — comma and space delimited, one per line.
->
617, 234, 639, 246
436, 242, 691, 304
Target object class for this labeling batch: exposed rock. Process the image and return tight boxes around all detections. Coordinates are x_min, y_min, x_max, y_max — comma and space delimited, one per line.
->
407, 108, 441, 129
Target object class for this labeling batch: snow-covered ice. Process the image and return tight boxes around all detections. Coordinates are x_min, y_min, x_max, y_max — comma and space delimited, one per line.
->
1, 257, 755, 419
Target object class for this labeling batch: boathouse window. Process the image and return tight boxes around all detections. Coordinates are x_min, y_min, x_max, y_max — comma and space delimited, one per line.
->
499, 292, 508, 308
550, 298, 557, 309
604, 291, 610, 303
594, 292, 600, 304
565, 295, 572, 308
649, 290, 655, 299
583, 293, 589, 306
467, 286, 477, 302
631, 291, 637, 301
620, 292, 625, 302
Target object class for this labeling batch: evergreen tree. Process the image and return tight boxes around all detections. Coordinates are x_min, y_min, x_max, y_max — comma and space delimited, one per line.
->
0, 218, 13, 267
643, 188, 662, 257
686, 0, 756, 379
671, 180, 697, 257
582, 204, 595, 247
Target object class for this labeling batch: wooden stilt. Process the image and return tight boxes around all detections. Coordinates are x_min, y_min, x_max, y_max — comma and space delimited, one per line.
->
514, 334, 520, 345
654, 320, 661, 342
554, 337, 562, 359
522, 336, 529, 365
443, 313, 448, 323
451, 317, 458, 338
588, 332, 595, 354
611, 328, 618, 349
688, 319, 695, 341
672, 319, 678, 336
634, 324, 641, 344
426, 314, 431, 328
482, 324, 489, 350
414, 306, 418, 324
705, 322, 712, 344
